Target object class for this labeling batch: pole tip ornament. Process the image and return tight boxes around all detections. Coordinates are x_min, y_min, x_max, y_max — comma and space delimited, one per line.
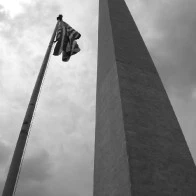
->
57, 14, 63, 21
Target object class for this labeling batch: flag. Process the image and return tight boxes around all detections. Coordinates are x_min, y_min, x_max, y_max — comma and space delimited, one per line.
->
53, 20, 81, 62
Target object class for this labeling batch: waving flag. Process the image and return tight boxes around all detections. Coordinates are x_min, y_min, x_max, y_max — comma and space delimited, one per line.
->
53, 20, 81, 62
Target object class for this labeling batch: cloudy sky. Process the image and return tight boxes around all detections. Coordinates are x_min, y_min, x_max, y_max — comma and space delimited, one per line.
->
0, 0, 196, 195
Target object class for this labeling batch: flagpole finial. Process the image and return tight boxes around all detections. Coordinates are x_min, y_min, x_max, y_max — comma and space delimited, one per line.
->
57, 14, 63, 21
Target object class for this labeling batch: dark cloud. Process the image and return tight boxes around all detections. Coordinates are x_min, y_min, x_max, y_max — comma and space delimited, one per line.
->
18, 149, 53, 183
40, 145, 93, 196
11, 150, 53, 195
16, 184, 48, 196
0, 140, 11, 165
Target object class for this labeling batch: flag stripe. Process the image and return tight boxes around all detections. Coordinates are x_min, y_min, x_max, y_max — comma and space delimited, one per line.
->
53, 20, 81, 62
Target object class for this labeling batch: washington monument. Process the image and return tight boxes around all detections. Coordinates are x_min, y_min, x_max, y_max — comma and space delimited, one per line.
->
94, 0, 196, 195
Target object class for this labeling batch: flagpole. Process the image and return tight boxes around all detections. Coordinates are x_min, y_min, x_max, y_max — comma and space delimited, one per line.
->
2, 15, 62, 196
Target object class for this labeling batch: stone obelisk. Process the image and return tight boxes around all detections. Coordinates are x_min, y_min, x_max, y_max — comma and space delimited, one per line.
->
94, 0, 196, 195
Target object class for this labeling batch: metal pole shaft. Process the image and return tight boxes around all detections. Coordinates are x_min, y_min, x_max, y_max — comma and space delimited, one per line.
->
2, 18, 60, 196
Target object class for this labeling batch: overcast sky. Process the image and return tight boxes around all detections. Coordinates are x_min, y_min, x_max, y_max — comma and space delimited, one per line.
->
0, 0, 196, 195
